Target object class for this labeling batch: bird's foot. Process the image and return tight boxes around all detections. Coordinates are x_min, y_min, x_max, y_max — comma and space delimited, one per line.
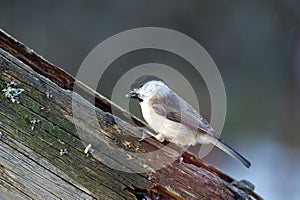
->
137, 127, 160, 141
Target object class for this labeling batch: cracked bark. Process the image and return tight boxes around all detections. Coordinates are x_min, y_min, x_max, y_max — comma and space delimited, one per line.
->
0, 29, 262, 200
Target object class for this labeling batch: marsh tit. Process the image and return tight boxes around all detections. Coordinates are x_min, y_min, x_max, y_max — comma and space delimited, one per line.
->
126, 75, 251, 168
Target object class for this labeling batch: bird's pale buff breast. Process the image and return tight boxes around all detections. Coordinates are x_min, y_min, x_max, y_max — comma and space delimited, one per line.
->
140, 99, 198, 147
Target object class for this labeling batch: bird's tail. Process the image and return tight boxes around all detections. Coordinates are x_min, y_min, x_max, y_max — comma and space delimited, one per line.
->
203, 135, 251, 168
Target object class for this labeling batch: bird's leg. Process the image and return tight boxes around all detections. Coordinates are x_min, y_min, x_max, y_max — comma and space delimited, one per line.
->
137, 127, 149, 141
137, 127, 165, 143
137, 128, 146, 141
137, 127, 156, 141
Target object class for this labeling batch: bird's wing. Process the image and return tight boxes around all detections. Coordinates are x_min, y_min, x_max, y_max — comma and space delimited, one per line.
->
150, 92, 216, 136
150, 92, 252, 168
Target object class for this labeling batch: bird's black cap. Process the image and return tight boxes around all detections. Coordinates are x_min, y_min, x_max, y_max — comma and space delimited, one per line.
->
130, 75, 164, 90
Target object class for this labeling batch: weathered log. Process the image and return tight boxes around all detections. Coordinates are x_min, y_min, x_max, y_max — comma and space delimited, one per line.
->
0, 29, 262, 200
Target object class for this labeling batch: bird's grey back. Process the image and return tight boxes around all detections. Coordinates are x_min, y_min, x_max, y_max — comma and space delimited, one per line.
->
150, 89, 215, 136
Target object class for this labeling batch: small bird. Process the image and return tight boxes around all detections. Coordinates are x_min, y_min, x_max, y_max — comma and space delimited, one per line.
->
126, 75, 251, 168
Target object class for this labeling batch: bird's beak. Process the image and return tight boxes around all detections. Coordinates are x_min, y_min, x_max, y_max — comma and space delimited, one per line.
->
125, 90, 137, 99
126, 89, 143, 102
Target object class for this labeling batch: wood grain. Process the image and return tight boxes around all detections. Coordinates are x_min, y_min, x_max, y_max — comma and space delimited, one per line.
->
0, 29, 262, 200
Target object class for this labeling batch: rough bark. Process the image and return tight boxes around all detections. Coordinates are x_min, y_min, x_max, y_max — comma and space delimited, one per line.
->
0, 29, 262, 200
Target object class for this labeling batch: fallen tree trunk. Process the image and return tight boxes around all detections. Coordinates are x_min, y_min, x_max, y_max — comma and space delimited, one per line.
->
0, 29, 262, 200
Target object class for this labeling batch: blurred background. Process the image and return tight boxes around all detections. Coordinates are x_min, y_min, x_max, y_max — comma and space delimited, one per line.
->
1, 0, 300, 199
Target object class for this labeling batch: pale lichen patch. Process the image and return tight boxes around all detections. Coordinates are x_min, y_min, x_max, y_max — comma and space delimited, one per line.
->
59, 148, 69, 156
30, 118, 41, 131
1, 81, 24, 104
